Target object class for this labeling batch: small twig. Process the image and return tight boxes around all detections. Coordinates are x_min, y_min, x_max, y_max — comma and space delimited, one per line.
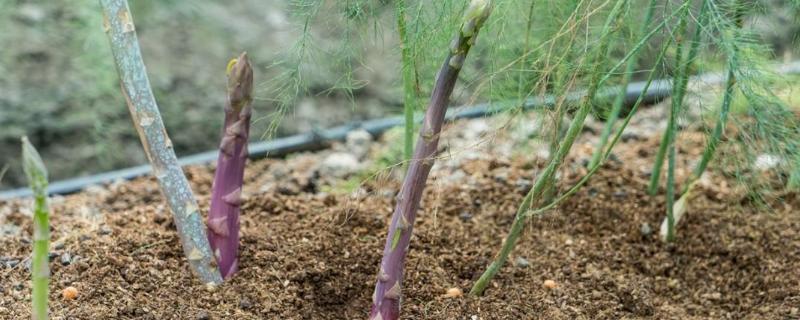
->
132, 240, 172, 255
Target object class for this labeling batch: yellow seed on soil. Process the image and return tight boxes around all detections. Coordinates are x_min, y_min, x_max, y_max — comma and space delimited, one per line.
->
445, 287, 463, 298
62, 286, 79, 300
543, 280, 557, 289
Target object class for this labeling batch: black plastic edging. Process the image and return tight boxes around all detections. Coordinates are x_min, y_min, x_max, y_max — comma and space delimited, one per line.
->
2, 62, 798, 200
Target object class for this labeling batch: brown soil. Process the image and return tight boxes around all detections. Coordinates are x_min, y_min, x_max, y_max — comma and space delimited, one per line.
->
2, 117, 799, 319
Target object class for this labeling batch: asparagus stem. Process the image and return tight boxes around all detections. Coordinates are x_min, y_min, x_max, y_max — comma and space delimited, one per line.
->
369, 2, 492, 319
648, 0, 708, 195
589, 0, 658, 168
396, 0, 420, 167
664, 86, 679, 242
660, 0, 743, 242
527, 34, 674, 217
470, 0, 633, 296
22, 137, 49, 320
99, 0, 222, 285
207, 52, 253, 279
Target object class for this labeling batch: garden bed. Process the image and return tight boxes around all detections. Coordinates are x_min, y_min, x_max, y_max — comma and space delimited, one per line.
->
2, 106, 799, 319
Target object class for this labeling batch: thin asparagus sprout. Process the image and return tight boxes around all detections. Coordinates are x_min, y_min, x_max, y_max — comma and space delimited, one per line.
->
207, 52, 254, 279
790, 161, 800, 190
396, 0, 421, 167
662, 0, 701, 242
526, 33, 675, 217
543, 2, 584, 203
648, 0, 709, 196
470, 0, 634, 296
660, 0, 744, 242
99, 0, 222, 285
589, 0, 658, 168
22, 137, 49, 320
368, 2, 493, 319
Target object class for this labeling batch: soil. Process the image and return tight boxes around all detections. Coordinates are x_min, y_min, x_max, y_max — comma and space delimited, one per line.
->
1, 105, 799, 319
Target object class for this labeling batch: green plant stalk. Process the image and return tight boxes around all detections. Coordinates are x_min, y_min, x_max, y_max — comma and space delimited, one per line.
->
648, 0, 708, 195
660, 0, 743, 241
589, 0, 658, 168
664, 121, 677, 241
789, 159, 800, 190
526, 34, 674, 217
542, 0, 584, 203
22, 137, 49, 320
470, 0, 630, 296
663, 0, 703, 242
370, 1, 492, 319
396, 0, 419, 166
99, 0, 222, 285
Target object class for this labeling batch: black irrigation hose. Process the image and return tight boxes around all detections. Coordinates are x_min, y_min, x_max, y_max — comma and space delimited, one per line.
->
2, 62, 798, 200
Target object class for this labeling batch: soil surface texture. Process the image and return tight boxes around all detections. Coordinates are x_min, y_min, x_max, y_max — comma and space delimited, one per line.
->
1, 104, 799, 319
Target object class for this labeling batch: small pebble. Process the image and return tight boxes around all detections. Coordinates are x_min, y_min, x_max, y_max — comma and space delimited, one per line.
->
543, 279, 558, 289
444, 287, 463, 298
196, 311, 210, 320
515, 178, 532, 192
640, 223, 653, 236
98, 226, 112, 235
60, 252, 72, 266
239, 297, 253, 309
514, 257, 530, 268
62, 286, 78, 300
2, 259, 19, 269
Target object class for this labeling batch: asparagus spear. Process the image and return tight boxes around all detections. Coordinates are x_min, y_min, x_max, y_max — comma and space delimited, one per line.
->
369, 2, 493, 319
99, 0, 222, 285
22, 137, 50, 320
207, 52, 254, 279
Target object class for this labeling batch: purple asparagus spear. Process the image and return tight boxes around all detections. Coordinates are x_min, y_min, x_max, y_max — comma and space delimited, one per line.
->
207, 52, 254, 279
369, 1, 492, 319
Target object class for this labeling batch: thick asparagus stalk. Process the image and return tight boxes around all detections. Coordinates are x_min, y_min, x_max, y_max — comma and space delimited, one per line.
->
22, 137, 49, 320
207, 52, 253, 279
99, 0, 222, 285
369, 2, 492, 319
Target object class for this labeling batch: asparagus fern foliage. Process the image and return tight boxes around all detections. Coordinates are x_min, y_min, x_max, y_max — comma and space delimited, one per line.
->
207, 52, 254, 279
369, 1, 492, 319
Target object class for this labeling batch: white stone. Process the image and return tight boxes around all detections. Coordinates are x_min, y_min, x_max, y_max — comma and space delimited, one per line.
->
319, 152, 360, 178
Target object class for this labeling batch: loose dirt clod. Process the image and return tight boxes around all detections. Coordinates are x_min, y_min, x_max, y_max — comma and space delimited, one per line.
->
445, 287, 463, 298
62, 286, 78, 300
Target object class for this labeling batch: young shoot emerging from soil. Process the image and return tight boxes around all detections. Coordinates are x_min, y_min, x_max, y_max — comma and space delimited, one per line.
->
369, 1, 493, 319
22, 137, 50, 320
207, 52, 254, 279
99, 0, 222, 284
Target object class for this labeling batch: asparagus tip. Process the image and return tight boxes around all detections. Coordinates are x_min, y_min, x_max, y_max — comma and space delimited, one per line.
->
21, 136, 48, 187
226, 51, 254, 112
